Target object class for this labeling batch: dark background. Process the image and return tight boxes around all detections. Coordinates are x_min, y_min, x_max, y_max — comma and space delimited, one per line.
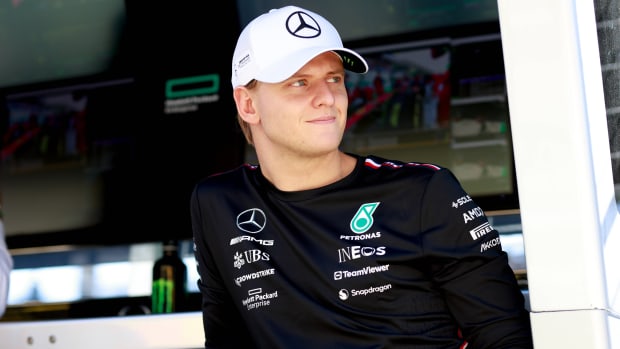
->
1, 0, 514, 249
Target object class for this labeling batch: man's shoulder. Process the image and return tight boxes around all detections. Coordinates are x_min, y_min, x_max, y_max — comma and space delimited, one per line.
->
361, 155, 444, 174
194, 163, 258, 191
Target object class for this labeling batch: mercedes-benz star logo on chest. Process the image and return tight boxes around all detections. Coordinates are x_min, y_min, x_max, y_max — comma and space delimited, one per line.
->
236, 208, 267, 233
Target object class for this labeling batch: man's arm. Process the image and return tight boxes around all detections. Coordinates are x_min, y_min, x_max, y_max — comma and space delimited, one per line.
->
420, 169, 533, 348
190, 185, 255, 348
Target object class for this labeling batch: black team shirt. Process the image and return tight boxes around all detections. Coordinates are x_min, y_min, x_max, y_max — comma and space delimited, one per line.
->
191, 154, 533, 349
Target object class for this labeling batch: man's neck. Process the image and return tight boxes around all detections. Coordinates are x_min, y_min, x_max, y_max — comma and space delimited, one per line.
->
257, 150, 356, 192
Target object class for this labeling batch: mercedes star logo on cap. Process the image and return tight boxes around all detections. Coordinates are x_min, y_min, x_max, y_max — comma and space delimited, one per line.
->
286, 11, 321, 38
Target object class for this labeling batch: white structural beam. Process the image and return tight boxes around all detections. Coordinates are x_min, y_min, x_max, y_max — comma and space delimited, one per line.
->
497, 0, 620, 347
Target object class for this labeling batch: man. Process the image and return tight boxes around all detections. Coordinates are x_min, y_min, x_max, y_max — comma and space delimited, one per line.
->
191, 5, 533, 348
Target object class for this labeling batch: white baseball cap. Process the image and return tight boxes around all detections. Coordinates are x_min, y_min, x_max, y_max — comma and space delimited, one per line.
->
231, 5, 368, 88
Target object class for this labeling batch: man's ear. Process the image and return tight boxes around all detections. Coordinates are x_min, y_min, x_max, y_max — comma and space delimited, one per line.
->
233, 87, 259, 124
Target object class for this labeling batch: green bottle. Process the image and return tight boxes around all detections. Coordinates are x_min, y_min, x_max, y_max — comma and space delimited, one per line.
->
151, 240, 187, 313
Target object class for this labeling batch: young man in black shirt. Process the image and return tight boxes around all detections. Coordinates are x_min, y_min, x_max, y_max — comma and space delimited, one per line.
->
191, 5, 533, 348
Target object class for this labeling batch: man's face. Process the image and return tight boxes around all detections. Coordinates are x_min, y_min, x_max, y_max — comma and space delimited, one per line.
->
249, 52, 349, 158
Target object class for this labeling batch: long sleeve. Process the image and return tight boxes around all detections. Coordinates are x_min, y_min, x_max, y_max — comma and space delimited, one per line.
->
420, 169, 533, 348
190, 183, 256, 349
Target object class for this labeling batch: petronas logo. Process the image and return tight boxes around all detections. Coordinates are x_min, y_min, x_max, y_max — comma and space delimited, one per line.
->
350, 202, 380, 234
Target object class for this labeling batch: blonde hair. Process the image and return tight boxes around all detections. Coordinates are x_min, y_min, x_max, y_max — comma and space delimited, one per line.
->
237, 113, 253, 145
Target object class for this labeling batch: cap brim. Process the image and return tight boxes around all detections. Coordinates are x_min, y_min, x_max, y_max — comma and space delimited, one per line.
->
334, 48, 368, 74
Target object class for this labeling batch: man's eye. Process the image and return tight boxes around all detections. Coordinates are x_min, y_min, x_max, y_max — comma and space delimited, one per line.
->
328, 76, 342, 83
291, 80, 307, 87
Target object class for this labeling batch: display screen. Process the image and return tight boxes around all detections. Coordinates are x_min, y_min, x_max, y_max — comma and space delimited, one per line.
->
2, 78, 244, 247
340, 34, 517, 211
1, 79, 138, 239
